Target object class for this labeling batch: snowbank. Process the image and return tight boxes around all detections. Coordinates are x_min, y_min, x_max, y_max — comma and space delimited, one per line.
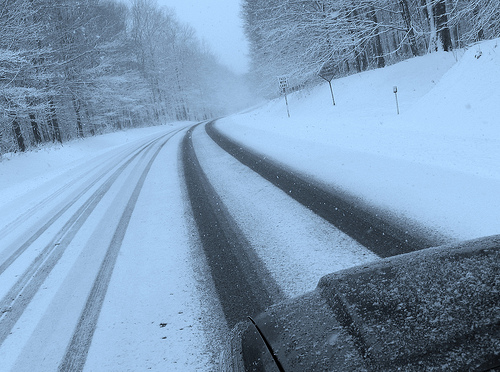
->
217, 39, 500, 241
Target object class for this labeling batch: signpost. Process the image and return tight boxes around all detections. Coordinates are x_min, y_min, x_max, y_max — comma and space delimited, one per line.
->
278, 76, 290, 118
318, 62, 336, 106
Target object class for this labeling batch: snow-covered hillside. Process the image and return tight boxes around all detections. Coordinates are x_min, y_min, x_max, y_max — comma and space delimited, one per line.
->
217, 39, 500, 241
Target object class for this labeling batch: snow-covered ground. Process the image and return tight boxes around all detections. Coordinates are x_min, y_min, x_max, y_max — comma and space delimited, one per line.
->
0, 125, 225, 371
1, 39, 499, 370
217, 39, 500, 241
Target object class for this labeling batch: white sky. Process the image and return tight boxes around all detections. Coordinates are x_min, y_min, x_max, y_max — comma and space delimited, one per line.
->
156, 0, 249, 74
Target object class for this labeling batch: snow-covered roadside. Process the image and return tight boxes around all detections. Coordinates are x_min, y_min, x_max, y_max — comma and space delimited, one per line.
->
216, 39, 500, 241
1, 38, 499, 371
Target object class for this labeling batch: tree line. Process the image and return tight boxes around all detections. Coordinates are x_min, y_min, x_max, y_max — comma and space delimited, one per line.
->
0, 0, 250, 156
242, 0, 500, 96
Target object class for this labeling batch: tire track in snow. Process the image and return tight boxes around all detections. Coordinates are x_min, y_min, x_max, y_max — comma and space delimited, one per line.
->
58, 130, 179, 371
0, 131, 177, 347
0, 138, 141, 245
0, 136, 160, 276
182, 124, 284, 328
206, 120, 442, 258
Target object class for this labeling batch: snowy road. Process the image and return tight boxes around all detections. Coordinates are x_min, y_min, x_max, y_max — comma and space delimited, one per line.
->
1, 119, 391, 370
0, 126, 222, 370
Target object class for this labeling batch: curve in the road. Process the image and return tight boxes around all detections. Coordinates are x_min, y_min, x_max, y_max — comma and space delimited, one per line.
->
206, 120, 444, 258
182, 124, 283, 328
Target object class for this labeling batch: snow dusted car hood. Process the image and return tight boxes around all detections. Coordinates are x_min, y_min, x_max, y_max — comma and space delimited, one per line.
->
243, 235, 500, 371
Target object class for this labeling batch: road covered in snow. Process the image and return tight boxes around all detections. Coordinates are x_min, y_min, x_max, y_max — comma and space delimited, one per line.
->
0, 118, 381, 370
0, 39, 499, 370
0, 120, 379, 371
0, 126, 196, 369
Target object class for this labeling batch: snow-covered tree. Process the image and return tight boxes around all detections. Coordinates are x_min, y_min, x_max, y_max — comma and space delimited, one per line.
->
243, 0, 500, 97
1, 0, 251, 155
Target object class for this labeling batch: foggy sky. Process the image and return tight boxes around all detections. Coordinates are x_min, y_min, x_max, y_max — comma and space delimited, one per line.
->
156, 0, 249, 75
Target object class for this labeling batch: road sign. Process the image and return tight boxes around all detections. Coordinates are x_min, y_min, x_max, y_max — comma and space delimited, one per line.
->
278, 76, 289, 90
318, 62, 336, 82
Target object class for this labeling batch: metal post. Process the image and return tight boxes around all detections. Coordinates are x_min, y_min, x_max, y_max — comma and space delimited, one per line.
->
328, 81, 336, 106
284, 91, 290, 118
279, 76, 291, 118
393, 86, 399, 115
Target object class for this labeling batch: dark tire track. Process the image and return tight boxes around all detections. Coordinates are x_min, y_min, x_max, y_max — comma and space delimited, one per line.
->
206, 120, 444, 258
0, 137, 141, 244
182, 124, 283, 328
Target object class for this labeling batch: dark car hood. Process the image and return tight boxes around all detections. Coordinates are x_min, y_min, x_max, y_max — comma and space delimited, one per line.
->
254, 235, 500, 371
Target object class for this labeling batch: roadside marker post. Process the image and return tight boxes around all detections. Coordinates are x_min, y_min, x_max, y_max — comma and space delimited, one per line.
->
393, 86, 400, 115
278, 76, 290, 118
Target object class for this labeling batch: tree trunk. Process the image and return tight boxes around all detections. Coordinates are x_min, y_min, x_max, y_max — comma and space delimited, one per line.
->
398, 0, 420, 56
11, 115, 26, 152
425, 0, 452, 52
473, 6, 485, 41
354, 53, 362, 73
49, 97, 62, 143
368, 6, 385, 68
41, 118, 51, 142
423, 0, 438, 52
433, 0, 452, 51
29, 113, 43, 144
72, 96, 84, 138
